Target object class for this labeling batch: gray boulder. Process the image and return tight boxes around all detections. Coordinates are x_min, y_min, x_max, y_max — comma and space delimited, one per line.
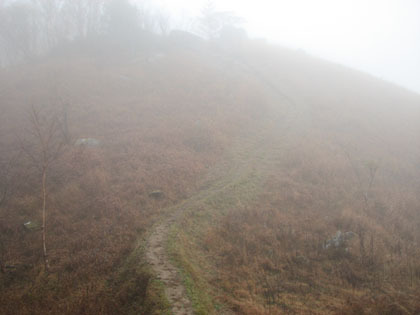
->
325, 230, 356, 249
23, 221, 41, 231
75, 138, 100, 147
149, 190, 164, 200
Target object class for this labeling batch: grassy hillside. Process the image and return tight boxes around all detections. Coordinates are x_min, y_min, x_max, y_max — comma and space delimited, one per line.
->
0, 40, 267, 314
1, 36, 420, 314
169, 43, 420, 314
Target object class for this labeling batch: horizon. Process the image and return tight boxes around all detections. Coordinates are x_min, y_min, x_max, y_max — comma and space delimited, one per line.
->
151, 0, 420, 94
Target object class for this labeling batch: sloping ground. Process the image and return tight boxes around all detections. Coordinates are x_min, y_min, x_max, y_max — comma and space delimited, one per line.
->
145, 208, 195, 315
0, 43, 267, 314
165, 43, 420, 314
143, 97, 291, 314
1, 38, 420, 314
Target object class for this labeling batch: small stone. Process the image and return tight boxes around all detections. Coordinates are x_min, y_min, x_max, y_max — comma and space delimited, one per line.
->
75, 138, 100, 147
324, 230, 357, 249
149, 190, 164, 200
23, 221, 40, 231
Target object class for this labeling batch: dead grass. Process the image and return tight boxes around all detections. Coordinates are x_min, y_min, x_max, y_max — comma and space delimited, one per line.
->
0, 40, 266, 314
167, 42, 420, 314
1, 38, 420, 314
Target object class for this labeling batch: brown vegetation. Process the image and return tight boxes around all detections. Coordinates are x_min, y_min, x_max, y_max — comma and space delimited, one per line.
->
0, 41, 265, 314
171, 43, 420, 314
0, 26, 419, 314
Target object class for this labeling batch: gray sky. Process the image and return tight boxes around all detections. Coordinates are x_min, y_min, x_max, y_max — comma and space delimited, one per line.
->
153, 0, 420, 94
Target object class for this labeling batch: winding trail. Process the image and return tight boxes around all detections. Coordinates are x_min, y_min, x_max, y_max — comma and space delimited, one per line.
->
143, 136, 267, 315
144, 52, 301, 314
145, 212, 194, 315
144, 118, 296, 314
144, 124, 275, 315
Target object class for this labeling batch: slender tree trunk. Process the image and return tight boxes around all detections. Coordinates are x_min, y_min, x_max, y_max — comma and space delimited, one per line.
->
42, 167, 50, 271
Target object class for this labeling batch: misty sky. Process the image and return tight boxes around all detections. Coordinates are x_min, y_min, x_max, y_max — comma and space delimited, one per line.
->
152, 0, 420, 94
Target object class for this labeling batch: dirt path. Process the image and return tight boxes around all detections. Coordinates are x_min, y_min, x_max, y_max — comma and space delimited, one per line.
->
144, 59, 301, 314
144, 124, 290, 315
144, 125, 274, 315
145, 212, 194, 315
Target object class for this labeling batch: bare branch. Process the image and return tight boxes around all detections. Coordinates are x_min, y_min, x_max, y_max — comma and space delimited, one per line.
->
21, 104, 68, 271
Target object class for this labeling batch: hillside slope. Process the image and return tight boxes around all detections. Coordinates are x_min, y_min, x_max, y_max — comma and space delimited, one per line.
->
0, 37, 419, 314
165, 43, 420, 314
0, 40, 267, 314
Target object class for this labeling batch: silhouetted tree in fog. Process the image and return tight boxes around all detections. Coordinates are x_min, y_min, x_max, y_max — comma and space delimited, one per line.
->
0, 2, 40, 63
21, 106, 66, 271
103, 0, 139, 39
0, 0, 175, 65
198, 1, 243, 39
62, 0, 104, 39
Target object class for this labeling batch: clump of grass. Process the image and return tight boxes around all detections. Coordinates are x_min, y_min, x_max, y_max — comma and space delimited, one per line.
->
0, 39, 263, 313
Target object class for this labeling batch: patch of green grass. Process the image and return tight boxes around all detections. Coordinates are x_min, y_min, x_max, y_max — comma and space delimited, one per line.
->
146, 124, 277, 314
167, 225, 215, 315
165, 163, 267, 314
109, 236, 171, 315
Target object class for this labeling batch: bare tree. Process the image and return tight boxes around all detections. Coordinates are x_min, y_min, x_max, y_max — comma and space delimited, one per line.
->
21, 106, 66, 271
198, 1, 244, 39
343, 149, 380, 210
32, 0, 65, 49
62, 0, 104, 39
153, 9, 171, 35
0, 0, 171, 66
0, 2, 41, 63
103, 0, 139, 37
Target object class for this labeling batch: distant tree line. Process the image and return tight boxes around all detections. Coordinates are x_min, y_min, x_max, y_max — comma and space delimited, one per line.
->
0, 0, 246, 67
0, 0, 171, 66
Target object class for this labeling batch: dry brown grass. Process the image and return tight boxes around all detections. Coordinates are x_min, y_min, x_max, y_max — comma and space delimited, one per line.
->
1, 38, 420, 314
171, 42, 420, 314
0, 41, 266, 314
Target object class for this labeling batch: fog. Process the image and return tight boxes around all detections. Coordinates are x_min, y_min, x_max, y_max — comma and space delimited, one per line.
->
155, 0, 420, 94
1, 1, 420, 314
